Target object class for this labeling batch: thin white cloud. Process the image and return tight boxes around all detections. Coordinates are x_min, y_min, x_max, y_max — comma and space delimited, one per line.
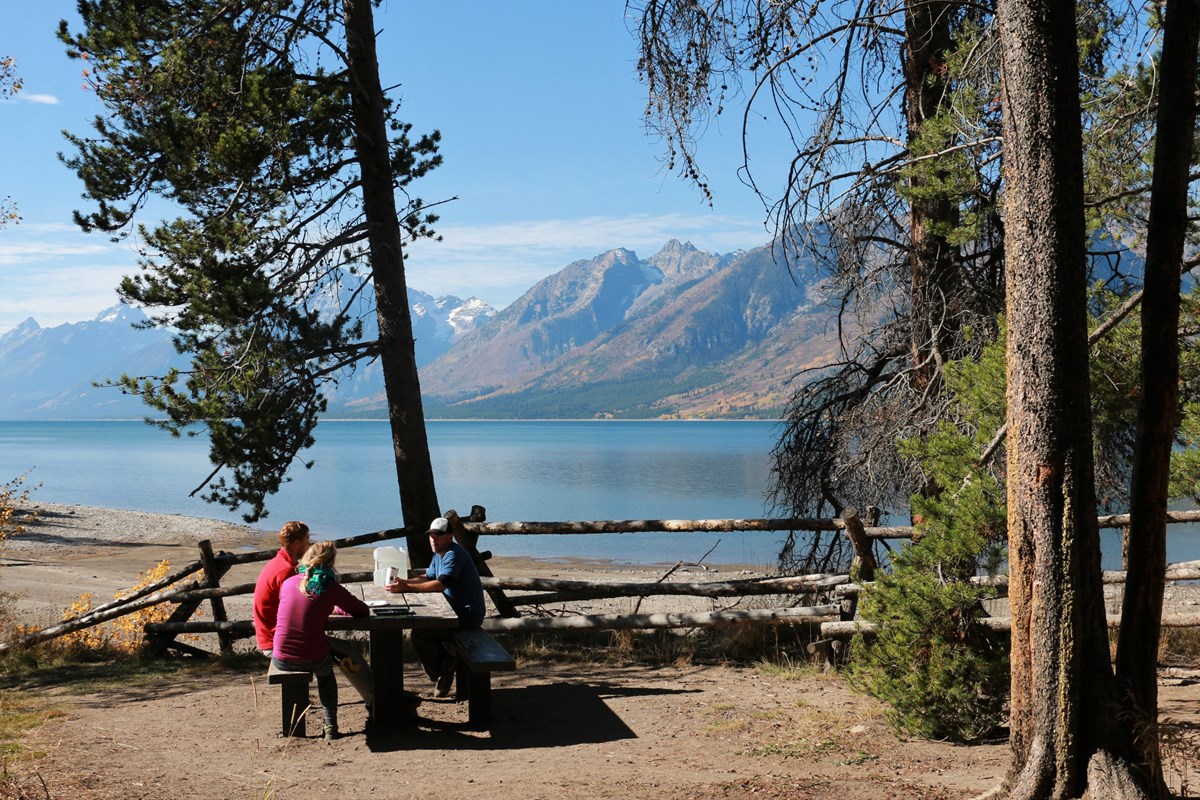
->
0, 224, 136, 332
0, 240, 115, 264
17, 93, 60, 105
0, 223, 131, 265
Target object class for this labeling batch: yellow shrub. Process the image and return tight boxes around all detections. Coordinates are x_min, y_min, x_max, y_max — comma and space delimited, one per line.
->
0, 473, 40, 543
61, 560, 201, 653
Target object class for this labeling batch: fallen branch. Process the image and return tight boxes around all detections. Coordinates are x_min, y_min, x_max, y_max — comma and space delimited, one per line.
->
142, 605, 840, 637
56, 558, 205, 621
0, 577, 206, 654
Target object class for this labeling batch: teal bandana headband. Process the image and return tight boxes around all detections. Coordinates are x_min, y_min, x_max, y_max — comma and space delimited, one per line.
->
298, 564, 335, 596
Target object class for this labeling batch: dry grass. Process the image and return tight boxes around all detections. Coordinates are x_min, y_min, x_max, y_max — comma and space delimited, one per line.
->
504, 621, 822, 668
1160, 626, 1200, 667
0, 694, 61, 761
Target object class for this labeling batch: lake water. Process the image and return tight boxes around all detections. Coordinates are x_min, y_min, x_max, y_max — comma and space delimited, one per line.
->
1, 419, 1198, 570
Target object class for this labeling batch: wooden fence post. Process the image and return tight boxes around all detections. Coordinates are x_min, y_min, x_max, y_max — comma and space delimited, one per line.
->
198, 541, 233, 656
838, 508, 875, 623
839, 508, 876, 583
143, 539, 232, 657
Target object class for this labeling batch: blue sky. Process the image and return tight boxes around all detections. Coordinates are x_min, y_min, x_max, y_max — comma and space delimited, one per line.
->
0, 1, 781, 334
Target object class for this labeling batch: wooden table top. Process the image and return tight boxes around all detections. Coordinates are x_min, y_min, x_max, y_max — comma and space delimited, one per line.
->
326, 583, 458, 632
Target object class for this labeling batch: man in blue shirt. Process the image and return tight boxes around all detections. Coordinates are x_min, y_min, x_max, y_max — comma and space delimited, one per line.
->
385, 516, 485, 696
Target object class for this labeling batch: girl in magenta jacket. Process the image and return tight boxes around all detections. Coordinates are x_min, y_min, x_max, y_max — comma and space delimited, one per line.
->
271, 541, 368, 739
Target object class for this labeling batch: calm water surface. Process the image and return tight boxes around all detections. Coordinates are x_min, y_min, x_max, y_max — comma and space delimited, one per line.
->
0, 420, 788, 566
2, 419, 1197, 569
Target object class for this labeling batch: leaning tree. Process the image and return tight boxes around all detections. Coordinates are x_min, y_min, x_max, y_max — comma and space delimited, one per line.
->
59, 0, 443, 562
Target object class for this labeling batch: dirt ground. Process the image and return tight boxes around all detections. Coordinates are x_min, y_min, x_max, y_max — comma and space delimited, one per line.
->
6, 650, 1199, 800
11, 656, 1017, 800
1, 505, 1198, 800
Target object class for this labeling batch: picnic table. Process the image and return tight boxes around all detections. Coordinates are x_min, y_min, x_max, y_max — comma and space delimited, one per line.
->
327, 587, 459, 730
270, 585, 513, 736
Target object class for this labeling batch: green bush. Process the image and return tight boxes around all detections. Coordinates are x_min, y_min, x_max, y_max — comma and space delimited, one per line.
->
847, 469, 1010, 742
849, 554, 1009, 742
849, 330, 1010, 743
848, 284, 1200, 743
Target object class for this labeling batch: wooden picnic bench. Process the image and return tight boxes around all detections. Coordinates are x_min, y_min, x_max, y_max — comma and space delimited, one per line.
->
450, 627, 516, 729
267, 662, 313, 737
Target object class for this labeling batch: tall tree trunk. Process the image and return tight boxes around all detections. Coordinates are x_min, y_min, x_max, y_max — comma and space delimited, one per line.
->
904, 0, 958, 395
343, 0, 439, 565
996, 0, 1118, 796
1115, 0, 1200, 792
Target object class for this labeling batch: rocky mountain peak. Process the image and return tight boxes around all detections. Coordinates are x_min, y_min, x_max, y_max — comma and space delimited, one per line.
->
92, 303, 148, 326
5, 317, 41, 340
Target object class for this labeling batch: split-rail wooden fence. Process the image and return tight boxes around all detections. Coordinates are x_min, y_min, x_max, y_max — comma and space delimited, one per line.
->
2, 506, 1198, 660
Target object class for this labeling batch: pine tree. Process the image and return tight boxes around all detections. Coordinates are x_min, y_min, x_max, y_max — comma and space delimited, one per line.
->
59, 0, 443, 560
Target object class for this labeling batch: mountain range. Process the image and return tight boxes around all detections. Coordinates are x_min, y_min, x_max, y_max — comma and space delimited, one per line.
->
0, 240, 839, 420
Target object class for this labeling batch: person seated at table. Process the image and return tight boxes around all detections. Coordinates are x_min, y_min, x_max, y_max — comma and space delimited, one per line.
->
272, 541, 370, 740
385, 516, 485, 697
254, 522, 374, 710
252, 521, 311, 657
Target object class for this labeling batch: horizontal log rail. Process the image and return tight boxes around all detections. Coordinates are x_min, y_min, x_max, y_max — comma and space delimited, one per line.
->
460, 518, 915, 540
437, 507, 1200, 541
491, 574, 848, 605
1096, 509, 1200, 528
833, 559, 1200, 599
145, 620, 253, 636
821, 612, 1200, 638
482, 605, 840, 632
144, 605, 841, 637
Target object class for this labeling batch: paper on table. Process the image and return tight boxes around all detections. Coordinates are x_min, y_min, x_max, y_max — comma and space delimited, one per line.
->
365, 600, 389, 607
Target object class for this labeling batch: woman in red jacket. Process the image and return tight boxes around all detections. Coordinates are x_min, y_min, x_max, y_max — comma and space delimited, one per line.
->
271, 541, 368, 740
